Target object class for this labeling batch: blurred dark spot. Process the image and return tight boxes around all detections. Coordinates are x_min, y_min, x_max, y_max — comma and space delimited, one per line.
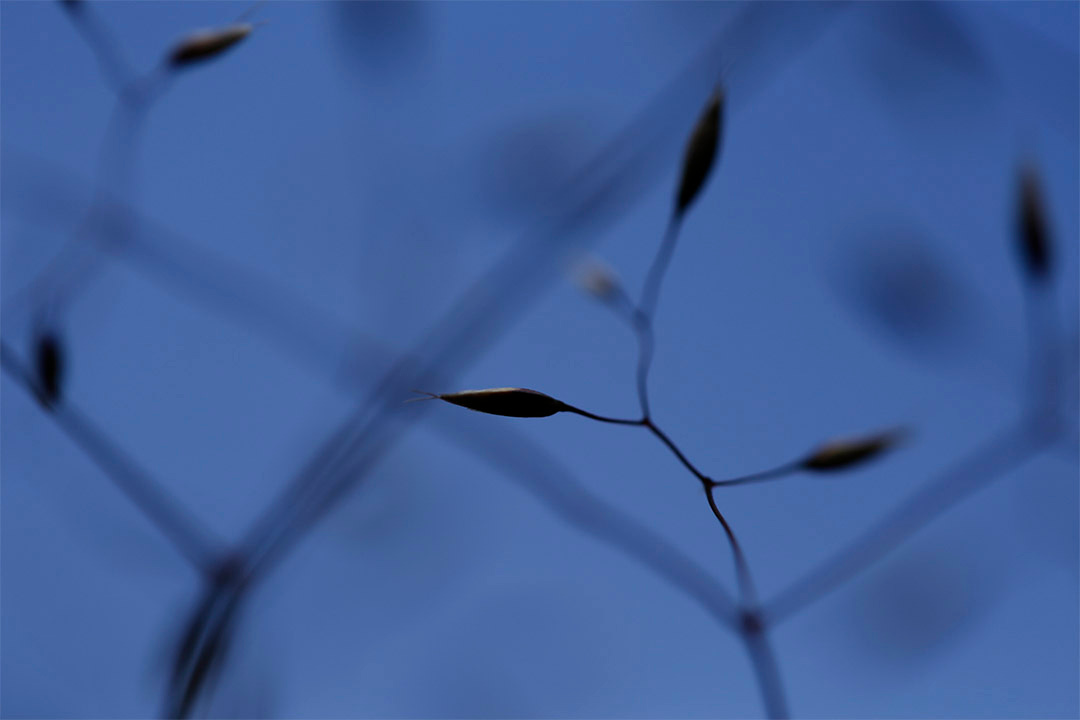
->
831, 221, 983, 366
1015, 165, 1053, 283
211, 553, 248, 590
842, 550, 992, 666
740, 609, 764, 635
329, 1, 428, 79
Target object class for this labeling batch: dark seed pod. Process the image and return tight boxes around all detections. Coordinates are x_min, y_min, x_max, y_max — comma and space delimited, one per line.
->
414, 388, 569, 418
675, 88, 724, 217
802, 429, 906, 472
35, 332, 64, 409
1016, 165, 1052, 283
169, 24, 253, 67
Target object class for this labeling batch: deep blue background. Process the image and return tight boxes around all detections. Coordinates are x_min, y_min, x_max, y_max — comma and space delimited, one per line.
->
2, 2, 1077, 717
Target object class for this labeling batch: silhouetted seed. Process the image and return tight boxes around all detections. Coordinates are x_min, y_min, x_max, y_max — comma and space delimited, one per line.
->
412, 388, 568, 418
802, 429, 906, 472
169, 24, 253, 67
675, 88, 724, 217
35, 332, 64, 409
1016, 166, 1053, 282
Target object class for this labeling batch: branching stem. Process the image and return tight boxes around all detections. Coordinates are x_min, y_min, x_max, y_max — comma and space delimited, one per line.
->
572, 213, 787, 717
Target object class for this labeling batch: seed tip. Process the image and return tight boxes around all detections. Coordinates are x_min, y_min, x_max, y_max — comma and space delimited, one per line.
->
405, 390, 440, 404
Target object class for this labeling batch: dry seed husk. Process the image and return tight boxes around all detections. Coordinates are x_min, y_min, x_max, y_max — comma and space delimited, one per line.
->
803, 430, 904, 472
1017, 167, 1052, 282
435, 388, 568, 418
170, 24, 253, 67
675, 89, 723, 216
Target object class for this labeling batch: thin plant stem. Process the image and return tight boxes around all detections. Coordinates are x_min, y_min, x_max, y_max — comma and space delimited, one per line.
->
560, 399, 765, 608
742, 623, 790, 720
633, 308, 655, 419
639, 216, 683, 322
59, 0, 136, 94
606, 283, 639, 322
561, 405, 645, 426
706, 485, 758, 606
633, 217, 681, 419
711, 462, 801, 488
643, 418, 714, 484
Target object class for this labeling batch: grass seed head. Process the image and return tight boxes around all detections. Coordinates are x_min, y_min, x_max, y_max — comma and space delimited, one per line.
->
414, 388, 568, 418
803, 428, 907, 472
1016, 164, 1052, 283
170, 24, 253, 67
675, 87, 724, 217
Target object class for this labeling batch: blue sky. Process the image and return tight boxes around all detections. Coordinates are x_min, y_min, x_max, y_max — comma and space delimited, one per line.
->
2, 2, 1077, 717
